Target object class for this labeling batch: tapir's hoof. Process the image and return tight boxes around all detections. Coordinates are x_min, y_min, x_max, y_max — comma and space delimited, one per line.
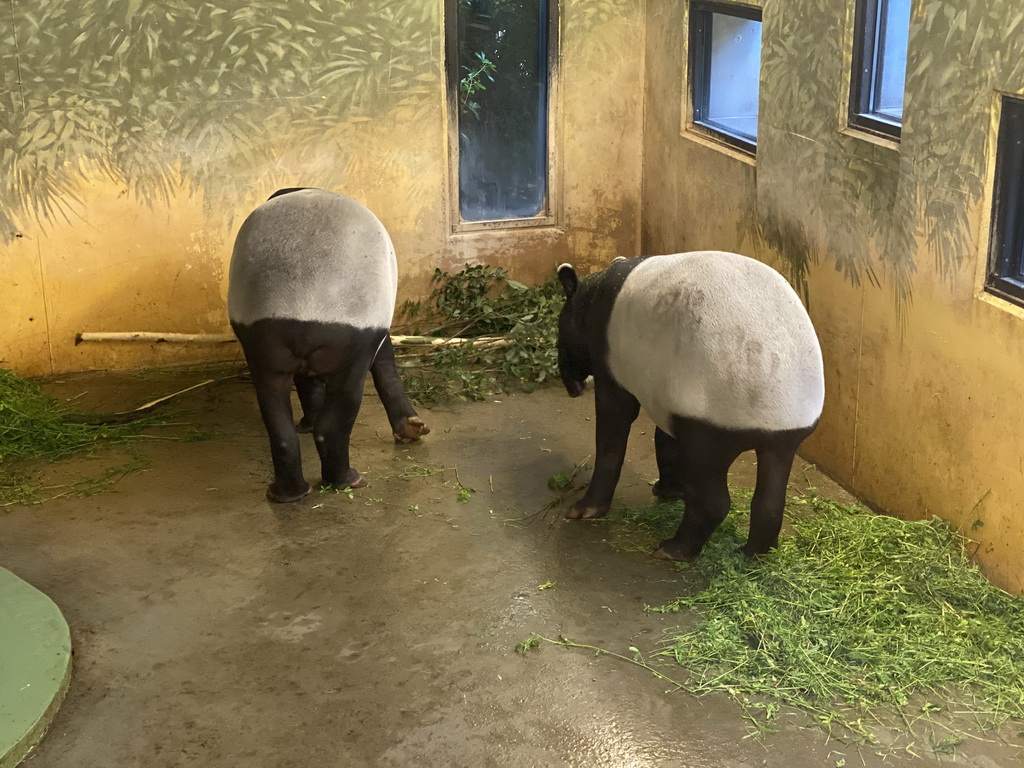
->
393, 416, 430, 444
738, 543, 771, 559
652, 480, 686, 502
322, 470, 367, 491
266, 482, 312, 503
296, 418, 314, 434
653, 539, 701, 562
566, 501, 608, 520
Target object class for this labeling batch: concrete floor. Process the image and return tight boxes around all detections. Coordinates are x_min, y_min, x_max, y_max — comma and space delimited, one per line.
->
1, 367, 1021, 767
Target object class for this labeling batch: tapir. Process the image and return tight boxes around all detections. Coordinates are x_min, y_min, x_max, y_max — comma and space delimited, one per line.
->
228, 188, 428, 503
556, 251, 824, 560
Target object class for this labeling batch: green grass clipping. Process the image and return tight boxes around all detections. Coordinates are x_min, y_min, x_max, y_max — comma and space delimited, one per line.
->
625, 494, 1024, 745
0, 368, 156, 504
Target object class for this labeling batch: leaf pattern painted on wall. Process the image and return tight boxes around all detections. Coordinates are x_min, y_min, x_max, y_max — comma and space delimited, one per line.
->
752, 0, 909, 316
747, 0, 1022, 323
0, 0, 440, 241
902, 1, 1019, 283
564, 0, 639, 63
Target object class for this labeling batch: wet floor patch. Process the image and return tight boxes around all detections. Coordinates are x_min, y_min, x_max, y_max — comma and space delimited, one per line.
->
0, 368, 1021, 767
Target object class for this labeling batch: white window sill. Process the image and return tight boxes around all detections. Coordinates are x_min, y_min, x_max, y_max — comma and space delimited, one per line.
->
838, 125, 900, 153
680, 125, 757, 167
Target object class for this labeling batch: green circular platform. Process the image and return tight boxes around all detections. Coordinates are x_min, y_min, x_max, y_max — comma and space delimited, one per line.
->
0, 567, 72, 768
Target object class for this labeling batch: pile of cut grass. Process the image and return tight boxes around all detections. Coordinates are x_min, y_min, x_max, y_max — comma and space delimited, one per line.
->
0, 368, 156, 503
629, 494, 1024, 744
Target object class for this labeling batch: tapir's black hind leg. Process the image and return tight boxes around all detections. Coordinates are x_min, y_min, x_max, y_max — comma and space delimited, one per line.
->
652, 427, 686, 501
314, 363, 372, 491
654, 460, 732, 561
740, 443, 798, 557
369, 336, 430, 443
294, 373, 325, 433
250, 366, 312, 503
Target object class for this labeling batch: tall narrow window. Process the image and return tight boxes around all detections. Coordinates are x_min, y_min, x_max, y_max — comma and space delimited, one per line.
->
986, 96, 1024, 307
689, 2, 763, 155
447, 0, 556, 229
850, 0, 910, 139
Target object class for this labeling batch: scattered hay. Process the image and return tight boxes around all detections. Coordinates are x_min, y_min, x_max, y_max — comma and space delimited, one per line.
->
619, 494, 1024, 745
0, 368, 159, 504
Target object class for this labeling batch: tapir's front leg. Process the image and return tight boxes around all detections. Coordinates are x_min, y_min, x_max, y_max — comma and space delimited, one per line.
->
567, 378, 640, 520
370, 335, 430, 443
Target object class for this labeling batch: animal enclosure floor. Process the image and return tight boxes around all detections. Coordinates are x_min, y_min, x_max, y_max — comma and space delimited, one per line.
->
0, 367, 1020, 767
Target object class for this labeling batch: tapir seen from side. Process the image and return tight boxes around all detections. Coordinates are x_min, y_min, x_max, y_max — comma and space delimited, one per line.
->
228, 188, 428, 503
556, 251, 824, 560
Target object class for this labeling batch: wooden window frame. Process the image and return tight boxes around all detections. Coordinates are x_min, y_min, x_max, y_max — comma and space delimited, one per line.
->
986, 95, 1024, 307
688, 1, 763, 157
444, 0, 560, 234
849, 0, 903, 140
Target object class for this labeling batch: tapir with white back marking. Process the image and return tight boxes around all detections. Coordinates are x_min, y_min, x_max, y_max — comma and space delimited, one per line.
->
228, 188, 428, 503
556, 251, 824, 560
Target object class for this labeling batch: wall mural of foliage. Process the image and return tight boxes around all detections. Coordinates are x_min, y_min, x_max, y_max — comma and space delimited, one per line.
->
745, 0, 1024, 324
0, 0, 440, 243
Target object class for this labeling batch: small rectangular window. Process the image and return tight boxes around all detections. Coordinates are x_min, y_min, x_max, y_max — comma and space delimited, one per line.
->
446, 0, 556, 229
689, 1, 763, 155
986, 96, 1024, 307
849, 0, 910, 139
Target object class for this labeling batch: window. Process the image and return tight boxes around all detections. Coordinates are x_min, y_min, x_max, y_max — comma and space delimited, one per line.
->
446, 0, 557, 230
986, 96, 1024, 307
689, 2, 763, 155
849, 0, 911, 139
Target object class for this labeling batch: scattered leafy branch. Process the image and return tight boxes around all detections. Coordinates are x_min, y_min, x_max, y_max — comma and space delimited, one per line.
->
515, 633, 685, 691
396, 264, 561, 403
547, 456, 590, 491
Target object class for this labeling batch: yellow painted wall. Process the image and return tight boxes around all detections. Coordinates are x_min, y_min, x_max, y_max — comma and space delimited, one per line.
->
9, 0, 1020, 592
1, 0, 643, 376
643, 0, 1024, 592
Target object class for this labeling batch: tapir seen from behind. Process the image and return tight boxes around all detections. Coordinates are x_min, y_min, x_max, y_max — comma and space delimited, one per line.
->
556, 251, 824, 561
228, 188, 428, 503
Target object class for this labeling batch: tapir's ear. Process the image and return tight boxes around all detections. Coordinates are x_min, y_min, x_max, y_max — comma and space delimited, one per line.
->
557, 263, 579, 298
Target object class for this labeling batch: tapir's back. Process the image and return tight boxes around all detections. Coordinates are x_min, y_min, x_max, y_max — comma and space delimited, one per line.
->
606, 251, 824, 434
227, 189, 398, 329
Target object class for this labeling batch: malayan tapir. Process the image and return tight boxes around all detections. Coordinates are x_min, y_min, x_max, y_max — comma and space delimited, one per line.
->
228, 188, 429, 503
556, 251, 824, 560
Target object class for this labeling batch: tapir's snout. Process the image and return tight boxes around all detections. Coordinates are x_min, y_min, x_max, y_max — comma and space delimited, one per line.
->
564, 379, 586, 398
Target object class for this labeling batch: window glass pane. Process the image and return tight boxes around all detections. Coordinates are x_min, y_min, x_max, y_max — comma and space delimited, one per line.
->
704, 14, 762, 142
986, 96, 1024, 305
851, 0, 909, 135
455, 0, 549, 223
872, 0, 910, 120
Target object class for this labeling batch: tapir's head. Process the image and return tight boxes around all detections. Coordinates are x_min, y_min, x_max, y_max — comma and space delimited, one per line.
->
556, 263, 590, 398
